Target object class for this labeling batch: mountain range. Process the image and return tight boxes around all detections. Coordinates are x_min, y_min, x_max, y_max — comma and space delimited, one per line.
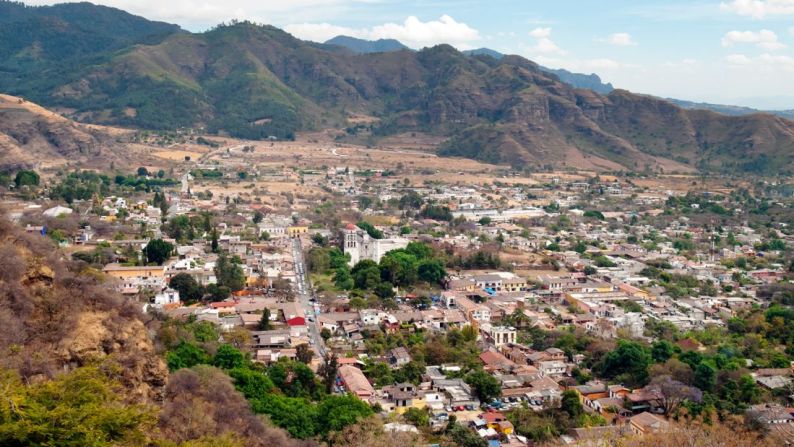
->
333, 38, 793, 119
0, 1, 792, 174
324, 35, 409, 54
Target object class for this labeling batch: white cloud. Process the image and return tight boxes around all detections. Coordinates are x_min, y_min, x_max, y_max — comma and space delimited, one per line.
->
758, 52, 794, 67
720, 0, 794, 18
529, 27, 552, 39
528, 27, 565, 55
283, 23, 357, 43
726, 53, 754, 65
722, 30, 786, 50
726, 52, 794, 70
285, 15, 481, 49
24, 0, 380, 30
604, 32, 637, 46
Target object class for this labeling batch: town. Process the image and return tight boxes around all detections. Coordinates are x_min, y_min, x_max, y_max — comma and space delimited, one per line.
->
2, 133, 793, 447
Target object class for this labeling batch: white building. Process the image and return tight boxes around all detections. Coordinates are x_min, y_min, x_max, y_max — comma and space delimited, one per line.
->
451, 207, 546, 223
481, 324, 517, 347
538, 360, 567, 377
154, 288, 181, 306
343, 224, 409, 266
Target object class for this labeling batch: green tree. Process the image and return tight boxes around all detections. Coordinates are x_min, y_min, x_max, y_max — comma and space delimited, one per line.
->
403, 407, 430, 427
166, 341, 211, 371
213, 344, 245, 370
357, 196, 373, 210
259, 309, 271, 330
405, 242, 433, 260
143, 238, 174, 265
211, 228, 219, 253
374, 282, 395, 300
693, 363, 716, 393
379, 251, 418, 286
296, 344, 313, 364
560, 390, 583, 418
320, 328, 332, 341
651, 340, 676, 363
465, 370, 501, 403
597, 340, 652, 387
352, 260, 382, 290
319, 353, 339, 394
317, 394, 374, 434
215, 252, 246, 292
418, 259, 446, 284
14, 169, 40, 188
447, 423, 488, 447
398, 191, 423, 210
251, 393, 318, 439
228, 367, 276, 399
356, 221, 383, 239
0, 367, 154, 446
205, 284, 231, 301
312, 233, 328, 246
594, 255, 616, 268
169, 273, 204, 302
334, 267, 354, 290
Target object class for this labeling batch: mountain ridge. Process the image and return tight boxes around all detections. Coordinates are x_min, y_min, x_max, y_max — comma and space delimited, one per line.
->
324, 35, 409, 53
329, 37, 794, 119
0, 5, 792, 174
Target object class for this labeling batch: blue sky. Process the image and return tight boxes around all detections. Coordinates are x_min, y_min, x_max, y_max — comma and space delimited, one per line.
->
29, 0, 794, 109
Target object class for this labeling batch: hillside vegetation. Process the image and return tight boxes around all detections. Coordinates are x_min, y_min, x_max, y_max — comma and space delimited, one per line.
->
0, 2, 793, 174
0, 216, 319, 446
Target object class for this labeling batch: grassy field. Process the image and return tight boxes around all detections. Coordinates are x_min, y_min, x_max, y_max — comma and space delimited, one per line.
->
310, 273, 337, 294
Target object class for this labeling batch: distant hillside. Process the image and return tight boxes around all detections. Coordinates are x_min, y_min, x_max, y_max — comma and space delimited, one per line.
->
0, 7, 792, 174
463, 48, 504, 59
539, 67, 615, 95
325, 40, 617, 96
324, 35, 409, 53
0, 93, 147, 171
0, 0, 181, 101
667, 98, 794, 121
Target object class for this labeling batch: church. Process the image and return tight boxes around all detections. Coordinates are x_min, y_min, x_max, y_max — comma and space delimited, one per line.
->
343, 224, 409, 266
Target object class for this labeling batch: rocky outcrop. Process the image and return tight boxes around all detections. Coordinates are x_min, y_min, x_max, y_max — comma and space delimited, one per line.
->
0, 217, 168, 403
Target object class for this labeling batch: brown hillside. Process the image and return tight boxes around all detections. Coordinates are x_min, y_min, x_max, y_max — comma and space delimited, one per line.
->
0, 216, 167, 401
8, 22, 794, 173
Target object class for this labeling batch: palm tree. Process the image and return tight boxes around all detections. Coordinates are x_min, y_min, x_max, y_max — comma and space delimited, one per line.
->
507, 308, 533, 329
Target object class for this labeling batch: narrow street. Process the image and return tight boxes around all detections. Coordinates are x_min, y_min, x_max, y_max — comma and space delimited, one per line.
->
291, 237, 327, 359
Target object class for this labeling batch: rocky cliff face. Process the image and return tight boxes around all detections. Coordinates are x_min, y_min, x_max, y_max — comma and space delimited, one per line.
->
0, 217, 168, 402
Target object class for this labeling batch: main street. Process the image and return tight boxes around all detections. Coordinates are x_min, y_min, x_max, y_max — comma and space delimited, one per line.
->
291, 237, 327, 359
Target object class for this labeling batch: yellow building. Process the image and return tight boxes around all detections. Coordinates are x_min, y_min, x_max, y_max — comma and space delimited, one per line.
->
482, 412, 514, 435
394, 396, 427, 414
102, 263, 165, 280
287, 226, 309, 237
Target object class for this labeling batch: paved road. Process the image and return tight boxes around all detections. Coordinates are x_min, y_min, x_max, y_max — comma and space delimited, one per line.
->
291, 237, 327, 359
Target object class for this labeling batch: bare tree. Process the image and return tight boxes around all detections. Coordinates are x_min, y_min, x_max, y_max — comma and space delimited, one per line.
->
647, 375, 702, 416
